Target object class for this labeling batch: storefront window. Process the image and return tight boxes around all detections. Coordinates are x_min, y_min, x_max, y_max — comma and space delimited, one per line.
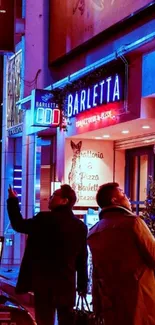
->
130, 156, 138, 202
34, 137, 56, 213
139, 155, 148, 202
125, 146, 155, 215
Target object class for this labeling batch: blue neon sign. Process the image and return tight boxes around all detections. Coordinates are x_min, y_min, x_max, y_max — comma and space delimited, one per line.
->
66, 73, 124, 118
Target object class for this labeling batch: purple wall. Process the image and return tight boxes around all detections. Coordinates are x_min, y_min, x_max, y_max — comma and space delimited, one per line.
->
24, 0, 52, 97
50, 8, 155, 83
142, 51, 155, 97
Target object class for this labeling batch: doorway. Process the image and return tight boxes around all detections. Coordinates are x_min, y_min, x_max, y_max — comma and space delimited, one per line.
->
125, 146, 155, 215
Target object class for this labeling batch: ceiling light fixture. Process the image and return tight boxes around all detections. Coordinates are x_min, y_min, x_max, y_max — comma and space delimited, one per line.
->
95, 137, 102, 139
142, 125, 150, 129
103, 135, 110, 138
122, 130, 129, 134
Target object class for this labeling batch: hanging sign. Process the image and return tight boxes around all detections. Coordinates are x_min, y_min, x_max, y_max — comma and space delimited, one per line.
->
31, 89, 61, 127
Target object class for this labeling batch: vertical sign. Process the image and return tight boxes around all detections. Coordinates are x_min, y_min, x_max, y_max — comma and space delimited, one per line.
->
6, 51, 22, 128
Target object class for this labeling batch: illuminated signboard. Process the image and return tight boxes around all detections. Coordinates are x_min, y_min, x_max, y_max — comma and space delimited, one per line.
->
65, 66, 126, 136
31, 89, 60, 127
67, 73, 123, 118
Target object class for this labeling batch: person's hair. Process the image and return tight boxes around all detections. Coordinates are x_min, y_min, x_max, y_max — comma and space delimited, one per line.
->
60, 184, 77, 208
96, 182, 119, 208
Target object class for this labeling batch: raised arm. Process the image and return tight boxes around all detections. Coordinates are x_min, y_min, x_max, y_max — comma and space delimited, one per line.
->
134, 216, 155, 268
7, 186, 34, 234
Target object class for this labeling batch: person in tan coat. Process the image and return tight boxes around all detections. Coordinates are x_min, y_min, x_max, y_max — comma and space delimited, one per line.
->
87, 182, 155, 325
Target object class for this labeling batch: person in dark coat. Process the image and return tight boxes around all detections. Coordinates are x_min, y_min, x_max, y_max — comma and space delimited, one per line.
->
7, 184, 88, 325
87, 182, 155, 325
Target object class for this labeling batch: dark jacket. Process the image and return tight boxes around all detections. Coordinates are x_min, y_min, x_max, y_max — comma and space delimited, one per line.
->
7, 198, 88, 306
87, 205, 155, 325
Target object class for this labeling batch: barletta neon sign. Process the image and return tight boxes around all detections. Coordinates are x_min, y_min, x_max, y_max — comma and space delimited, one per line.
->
31, 89, 60, 127
67, 74, 123, 118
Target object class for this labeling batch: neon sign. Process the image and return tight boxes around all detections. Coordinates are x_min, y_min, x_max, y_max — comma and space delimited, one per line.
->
32, 89, 60, 127
67, 74, 123, 118
36, 108, 60, 125
76, 110, 113, 128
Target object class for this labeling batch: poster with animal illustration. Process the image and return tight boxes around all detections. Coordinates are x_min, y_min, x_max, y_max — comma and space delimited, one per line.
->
65, 138, 113, 206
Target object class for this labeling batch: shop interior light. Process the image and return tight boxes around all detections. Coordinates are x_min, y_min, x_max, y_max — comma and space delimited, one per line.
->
142, 125, 150, 129
122, 130, 129, 134
95, 137, 102, 139
51, 181, 61, 194
103, 135, 110, 138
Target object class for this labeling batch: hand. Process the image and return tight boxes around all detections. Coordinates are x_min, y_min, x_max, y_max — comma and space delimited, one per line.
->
8, 185, 18, 198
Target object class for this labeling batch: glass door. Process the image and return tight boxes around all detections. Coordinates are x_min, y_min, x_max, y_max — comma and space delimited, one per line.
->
125, 146, 155, 215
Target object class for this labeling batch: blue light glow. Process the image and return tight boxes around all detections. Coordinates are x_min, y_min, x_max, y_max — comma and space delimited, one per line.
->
35, 184, 40, 189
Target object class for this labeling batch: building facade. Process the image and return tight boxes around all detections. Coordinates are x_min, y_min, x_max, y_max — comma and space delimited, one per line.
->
1, 0, 155, 264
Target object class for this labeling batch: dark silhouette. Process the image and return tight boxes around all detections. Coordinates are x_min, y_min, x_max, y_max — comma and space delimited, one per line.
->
7, 184, 88, 325
88, 182, 155, 325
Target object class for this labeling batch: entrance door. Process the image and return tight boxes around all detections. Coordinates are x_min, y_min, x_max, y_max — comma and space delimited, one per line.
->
125, 146, 155, 215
